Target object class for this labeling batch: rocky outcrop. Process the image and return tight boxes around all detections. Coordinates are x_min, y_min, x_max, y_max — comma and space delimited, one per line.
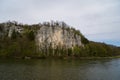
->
0, 21, 85, 51
36, 24, 83, 50
0, 21, 23, 38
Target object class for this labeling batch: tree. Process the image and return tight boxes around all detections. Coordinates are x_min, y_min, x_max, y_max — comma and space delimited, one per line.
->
11, 29, 17, 39
26, 30, 35, 41
81, 35, 89, 44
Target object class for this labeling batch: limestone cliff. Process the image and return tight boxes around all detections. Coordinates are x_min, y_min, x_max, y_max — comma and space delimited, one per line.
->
0, 21, 87, 50
36, 24, 83, 50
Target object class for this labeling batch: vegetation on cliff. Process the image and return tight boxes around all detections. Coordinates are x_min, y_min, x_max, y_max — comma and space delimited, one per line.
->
0, 21, 119, 58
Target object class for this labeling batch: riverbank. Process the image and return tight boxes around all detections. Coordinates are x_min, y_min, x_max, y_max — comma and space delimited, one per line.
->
1, 55, 120, 60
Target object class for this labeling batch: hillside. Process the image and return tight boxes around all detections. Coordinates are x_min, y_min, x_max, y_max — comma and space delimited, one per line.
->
0, 21, 120, 58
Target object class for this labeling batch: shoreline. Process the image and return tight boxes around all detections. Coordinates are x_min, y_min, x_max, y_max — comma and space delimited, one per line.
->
1, 56, 120, 60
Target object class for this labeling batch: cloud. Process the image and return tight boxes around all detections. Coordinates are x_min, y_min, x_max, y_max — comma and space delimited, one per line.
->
0, 0, 120, 46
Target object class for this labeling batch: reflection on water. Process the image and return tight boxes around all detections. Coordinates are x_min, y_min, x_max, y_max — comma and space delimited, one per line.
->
0, 59, 120, 80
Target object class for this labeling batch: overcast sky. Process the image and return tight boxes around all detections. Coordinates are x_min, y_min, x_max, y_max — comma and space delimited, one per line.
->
0, 0, 120, 46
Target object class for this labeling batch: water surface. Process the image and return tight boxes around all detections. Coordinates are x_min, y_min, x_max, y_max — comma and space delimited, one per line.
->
0, 59, 120, 80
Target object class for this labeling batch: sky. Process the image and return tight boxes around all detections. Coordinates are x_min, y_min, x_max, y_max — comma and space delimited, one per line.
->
0, 0, 120, 46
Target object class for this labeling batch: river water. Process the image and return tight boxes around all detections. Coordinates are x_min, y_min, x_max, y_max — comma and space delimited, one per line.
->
0, 58, 120, 80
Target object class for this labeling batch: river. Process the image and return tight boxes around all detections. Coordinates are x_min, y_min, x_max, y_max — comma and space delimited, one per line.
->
0, 58, 120, 80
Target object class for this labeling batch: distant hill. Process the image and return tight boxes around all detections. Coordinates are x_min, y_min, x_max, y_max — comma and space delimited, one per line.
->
0, 21, 120, 58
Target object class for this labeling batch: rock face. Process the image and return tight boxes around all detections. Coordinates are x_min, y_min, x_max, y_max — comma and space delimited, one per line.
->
0, 21, 23, 38
0, 21, 85, 50
36, 25, 83, 50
